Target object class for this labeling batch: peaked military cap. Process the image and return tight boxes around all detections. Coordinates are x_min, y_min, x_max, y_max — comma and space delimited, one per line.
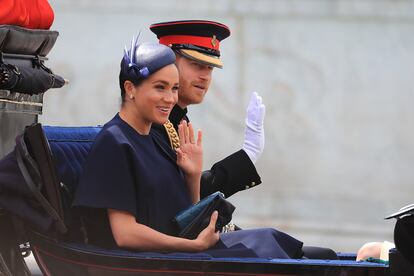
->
150, 20, 230, 68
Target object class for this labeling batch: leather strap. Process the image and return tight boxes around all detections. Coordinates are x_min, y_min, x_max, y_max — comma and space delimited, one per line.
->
15, 136, 67, 234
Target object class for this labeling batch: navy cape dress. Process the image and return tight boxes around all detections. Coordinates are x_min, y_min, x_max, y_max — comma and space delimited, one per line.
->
73, 114, 303, 258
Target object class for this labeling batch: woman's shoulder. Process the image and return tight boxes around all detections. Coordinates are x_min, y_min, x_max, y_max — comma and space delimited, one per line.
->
93, 115, 132, 148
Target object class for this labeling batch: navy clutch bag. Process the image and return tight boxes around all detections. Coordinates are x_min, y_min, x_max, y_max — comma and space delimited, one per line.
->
173, 192, 236, 240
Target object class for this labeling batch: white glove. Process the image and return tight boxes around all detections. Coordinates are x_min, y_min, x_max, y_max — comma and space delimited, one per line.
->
242, 92, 265, 164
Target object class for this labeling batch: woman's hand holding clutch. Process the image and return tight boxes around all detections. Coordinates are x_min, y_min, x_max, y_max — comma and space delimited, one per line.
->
193, 211, 220, 250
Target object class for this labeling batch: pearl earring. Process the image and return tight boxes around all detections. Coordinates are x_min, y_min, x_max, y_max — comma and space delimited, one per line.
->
130, 94, 134, 100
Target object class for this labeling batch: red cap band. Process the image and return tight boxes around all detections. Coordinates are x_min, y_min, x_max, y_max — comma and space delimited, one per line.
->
159, 35, 220, 51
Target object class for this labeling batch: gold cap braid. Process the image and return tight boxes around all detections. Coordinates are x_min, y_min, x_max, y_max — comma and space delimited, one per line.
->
163, 120, 180, 151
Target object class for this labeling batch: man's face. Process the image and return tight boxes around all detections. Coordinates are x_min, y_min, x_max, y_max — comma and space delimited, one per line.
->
175, 55, 214, 108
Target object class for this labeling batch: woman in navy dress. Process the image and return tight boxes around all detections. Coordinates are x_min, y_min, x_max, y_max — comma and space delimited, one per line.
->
73, 38, 304, 258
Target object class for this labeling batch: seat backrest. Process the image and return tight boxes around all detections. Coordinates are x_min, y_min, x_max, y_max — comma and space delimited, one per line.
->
42, 126, 102, 206
15, 124, 101, 235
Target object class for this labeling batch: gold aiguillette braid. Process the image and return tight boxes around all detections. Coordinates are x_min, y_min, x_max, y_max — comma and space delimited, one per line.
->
163, 120, 180, 151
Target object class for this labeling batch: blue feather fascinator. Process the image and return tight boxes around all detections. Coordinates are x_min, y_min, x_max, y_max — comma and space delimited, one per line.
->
120, 35, 176, 82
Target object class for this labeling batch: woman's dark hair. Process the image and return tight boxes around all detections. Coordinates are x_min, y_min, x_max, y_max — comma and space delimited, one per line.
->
119, 39, 176, 104
119, 71, 144, 104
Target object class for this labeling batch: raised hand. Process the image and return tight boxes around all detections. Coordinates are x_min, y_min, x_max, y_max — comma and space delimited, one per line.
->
242, 91, 266, 164
176, 120, 203, 178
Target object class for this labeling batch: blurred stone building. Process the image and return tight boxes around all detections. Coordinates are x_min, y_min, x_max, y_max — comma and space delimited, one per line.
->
41, 0, 414, 252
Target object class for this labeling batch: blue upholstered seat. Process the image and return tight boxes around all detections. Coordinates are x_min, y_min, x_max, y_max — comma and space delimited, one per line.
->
43, 126, 102, 198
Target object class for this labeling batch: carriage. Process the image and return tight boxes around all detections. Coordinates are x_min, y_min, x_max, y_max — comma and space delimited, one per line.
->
0, 24, 413, 276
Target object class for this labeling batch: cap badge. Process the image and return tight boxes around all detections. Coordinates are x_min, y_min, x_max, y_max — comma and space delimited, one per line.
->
211, 35, 218, 47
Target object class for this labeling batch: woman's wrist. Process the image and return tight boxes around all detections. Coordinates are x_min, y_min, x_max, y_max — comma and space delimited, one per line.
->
185, 173, 201, 203
172, 235, 204, 252
185, 171, 201, 181
189, 237, 207, 252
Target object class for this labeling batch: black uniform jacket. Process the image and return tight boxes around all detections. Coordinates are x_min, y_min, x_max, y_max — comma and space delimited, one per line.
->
151, 105, 262, 198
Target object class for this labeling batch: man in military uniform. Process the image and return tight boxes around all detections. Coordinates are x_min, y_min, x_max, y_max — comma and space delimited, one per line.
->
150, 20, 265, 199
148, 21, 340, 260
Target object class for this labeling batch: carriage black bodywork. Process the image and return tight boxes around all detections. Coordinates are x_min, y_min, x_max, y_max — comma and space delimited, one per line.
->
1, 122, 412, 276
1, 24, 414, 276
